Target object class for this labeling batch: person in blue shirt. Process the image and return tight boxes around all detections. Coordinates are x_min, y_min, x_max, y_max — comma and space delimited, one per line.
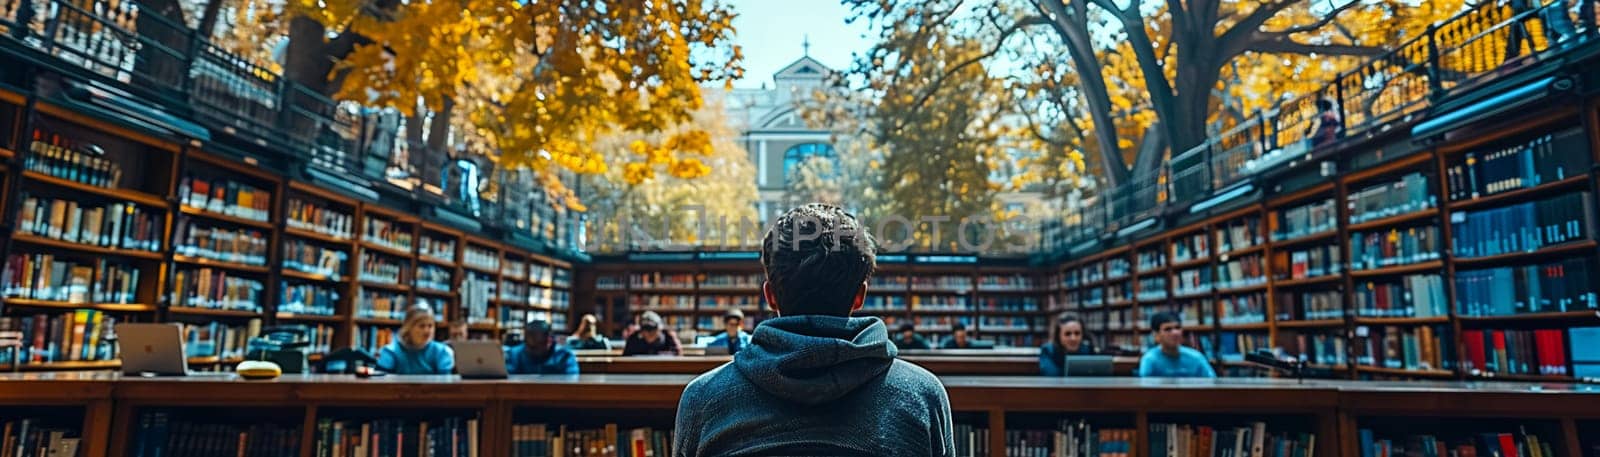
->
1137, 311, 1216, 378
707, 308, 752, 354
505, 318, 579, 375
376, 306, 456, 375
1039, 313, 1097, 376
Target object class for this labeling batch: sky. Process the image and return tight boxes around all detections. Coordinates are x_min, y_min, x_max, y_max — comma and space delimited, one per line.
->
724, 0, 874, 89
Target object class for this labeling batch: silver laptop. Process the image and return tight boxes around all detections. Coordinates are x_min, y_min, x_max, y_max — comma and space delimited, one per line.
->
454, 340, 508, 379
703, 345, 731, 356
117, 323, 231, 377
1064, 355, 1115, 376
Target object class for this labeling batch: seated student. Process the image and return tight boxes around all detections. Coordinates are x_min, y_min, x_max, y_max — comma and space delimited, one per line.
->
505, 319, 578, 375
447, 321, 469, 344
894, 322, 932, 350
1138, 311, 1216, 378
566, 314, 611, 350
1040, 313, 1097, 376
622, 311, 682, 356
706, 308, 752, 354
940, 323, 976, 349
673, 203, 953, 457
376, 306, 455, 375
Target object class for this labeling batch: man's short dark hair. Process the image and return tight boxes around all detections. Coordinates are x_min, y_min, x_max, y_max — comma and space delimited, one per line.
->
952, 323, 967, 332
761, 204, 877, 316
1149, 311, 1181, 330
525, 319, 552, 336
898, 323, 916, 333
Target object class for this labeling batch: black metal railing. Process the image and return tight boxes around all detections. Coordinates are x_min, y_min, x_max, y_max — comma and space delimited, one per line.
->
1054, 0, 1599, 252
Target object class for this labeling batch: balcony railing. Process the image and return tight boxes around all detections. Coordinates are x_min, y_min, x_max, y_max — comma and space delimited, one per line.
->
1054, 0, 1598, 251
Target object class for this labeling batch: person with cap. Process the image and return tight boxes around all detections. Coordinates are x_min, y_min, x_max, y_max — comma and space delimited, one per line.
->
895, 322, 932, 350
706, 308, 752, 354
505, 318, 578, 375
375, 305, 456, 375
622, 310, 682, 356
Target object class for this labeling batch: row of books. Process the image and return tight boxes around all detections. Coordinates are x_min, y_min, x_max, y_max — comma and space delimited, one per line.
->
1, 254, 141, 304
0, 310, 116, 364
1218, 293, 1267, 325
179, 176, 273, 222
356, 325, 396, 353
356, 291, 408, 320
133, 412, 300, 457
1218, 332, 1270, 361
283, 238, 347, 280
279, 282, 339, 316
1276, 291, 1343, 321
1354, 275, 1448, 318
628, 294, 694, 309
1357, 427, 1555, 457
1148, 422, 1313, 457
313, 417, 477, 457
699, 272, 763, 288
1107, 283, 1131, 302
991, 334, 1040, 348
1138, 277, 1169, 301
1174, 269, 1212, 296
1173, 233, 1210, 264
294, 323, 337, 355
1354, 325, 1455, 372
912, 276, 975, 291
285, 197, 354, 240
1450, 192, 1592, 259
464, 246, 500, 272
1446, 126, 1590, 201
1461, 328, 1587, 377
363, 217, 415, 252
1455, 257, 1598, 317
978, 274, 1034, 290
17, 195, 163, 252
596, 276, 624, 290
503, 260, 528, 281
171, 268, 264, 312
419, 233, 457, 263
500, 307, 526, 329
1349, 226, 1442, 270
462, 274, 495, 324
1348, 172, 1434, 224
872, 275, 910, 288
417, 264, 453, 292
26, 129, 124, 188
530, 264, 571, 288
1004, 420, 1128, 457
530, 286, 571, 310
1279, 332, 1350, 366
0, 418, 81, 457
911, 295, 969, 310
1214, 217, 1262, 253
629, 273, 693, 289
1270, 198, 1336, 242
181, 319, 260, 360
913, 315, 969, 332
1276, 245, 1340, 280
1139, 248, 1167, 270
174, 221, 269, 266
1106, 258, 1131, 278
979, 316, 1040, 331
1215, 255, 1266, 289
700, 295, 760, 309
359, 253, 407, 285
1140, 301, 1216, 328
502, 281, 530, 303
510, 423, 662, 457
957, 423, 993, 457
864, 295, 907, 310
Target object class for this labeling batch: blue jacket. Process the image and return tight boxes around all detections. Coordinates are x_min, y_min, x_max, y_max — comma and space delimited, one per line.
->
376, 340, 455, 375
673, 315, 954, 457
1038, 342, 1096, 376
505, 343, 579, 375
707, 331, 752, 354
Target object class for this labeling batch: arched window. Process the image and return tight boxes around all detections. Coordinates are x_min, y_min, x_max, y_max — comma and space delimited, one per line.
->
783, 143, 837, 185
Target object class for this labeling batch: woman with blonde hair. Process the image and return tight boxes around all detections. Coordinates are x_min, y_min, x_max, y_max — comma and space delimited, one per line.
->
375, 305, 455, 374
567, 314, 611, 350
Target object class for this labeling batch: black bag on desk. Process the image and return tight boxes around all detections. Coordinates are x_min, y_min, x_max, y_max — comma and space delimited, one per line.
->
245, 326, 311, 374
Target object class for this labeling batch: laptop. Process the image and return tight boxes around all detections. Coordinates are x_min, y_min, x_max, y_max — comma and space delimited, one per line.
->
454, 340, 509, 379
1063, 355, 1115, 376
117, 323, 231, 377
703, 345, 731, 356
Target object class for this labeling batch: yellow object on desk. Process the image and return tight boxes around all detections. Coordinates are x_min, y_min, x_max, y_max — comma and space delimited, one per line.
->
235, 360, 282, 379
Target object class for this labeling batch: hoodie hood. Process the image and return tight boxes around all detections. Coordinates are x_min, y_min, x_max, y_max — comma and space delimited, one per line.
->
734, 315, 899, 405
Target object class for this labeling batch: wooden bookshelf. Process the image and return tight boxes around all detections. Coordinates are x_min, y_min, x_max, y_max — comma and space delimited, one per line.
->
11, 234, 164, 261
0, 298, 155, 313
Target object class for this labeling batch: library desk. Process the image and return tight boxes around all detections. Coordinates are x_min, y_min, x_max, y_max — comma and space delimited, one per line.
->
575, 355, 1138, 375
1, 373, 1597, 457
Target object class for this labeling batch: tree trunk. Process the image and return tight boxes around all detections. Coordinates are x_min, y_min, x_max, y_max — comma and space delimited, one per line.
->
422, 99, 455, 189
1042, 2, 1131, 189
196, 0, 226, 40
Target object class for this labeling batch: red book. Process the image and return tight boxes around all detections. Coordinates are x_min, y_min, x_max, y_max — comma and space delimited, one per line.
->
1464, 330, 1486, 372
1497, 433, 1518, 457
1493, 330, 1509, 374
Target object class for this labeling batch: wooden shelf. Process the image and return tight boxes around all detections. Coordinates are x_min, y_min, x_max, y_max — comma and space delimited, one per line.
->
1218, 322, 1271, 331
976, 309, 1045, 315
179, 205, 273, 230
467, 322, 499, 331
1266, 182, 1335, 208
1467, 372, 1578, 383
629, 308, 699, 314
273, 313, 343, 323
14, 360, 120, 371
462, 264, 500, 276
1215, 282, 1268, 295
283, 227, 354, 246
359, 281, 411, 293
1270, 230, 1338, 249
1, 298, 154, 312
417, 255, 455, 267
1172, 289, 1214, 299
281, 269, 341, 283
696, 287, 762, 294
1134, 268, 1169, 278
1356, 365, 1455, 378
1170, 258, 1211, 270
629, 287, 697, 293
168, 307, 263, 318
187, 356, 245, 366
1451, 240, 1598, 267
1347, 208, 1437, 232
1275, 319, 1346, 329
1216, 244, 1265, 259
1106, 300, 1134, 308
1135, 296, 1171, 304
1274, 275, 1342, 288
354, 317, 403, 326
1353, 316, 1449, 325
1447, 175, 1589, 211
414, 287, 455, 297
12, 234, 164, 261
360, 242, 415, 259
974, 289, 1042, 295
21, 170, 168, 207
1348, 260, 1442, 278
910, 309, 976, 315
980, 328, 1038, 334
1457, 310, 1600, 323
173, 255, 271, 274
909, 289, 974, 295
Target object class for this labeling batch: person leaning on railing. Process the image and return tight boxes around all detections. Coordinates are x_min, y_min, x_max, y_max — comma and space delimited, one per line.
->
1039, 313, 1097, 376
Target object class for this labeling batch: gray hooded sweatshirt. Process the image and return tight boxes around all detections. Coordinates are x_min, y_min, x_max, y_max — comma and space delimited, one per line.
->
673, 315, 954, 457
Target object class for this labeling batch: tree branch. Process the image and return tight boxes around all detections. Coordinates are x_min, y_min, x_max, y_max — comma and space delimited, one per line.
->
1219, 0, 1298, 56
1273, 0, 1364, 35
895, 15, 1046, 123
